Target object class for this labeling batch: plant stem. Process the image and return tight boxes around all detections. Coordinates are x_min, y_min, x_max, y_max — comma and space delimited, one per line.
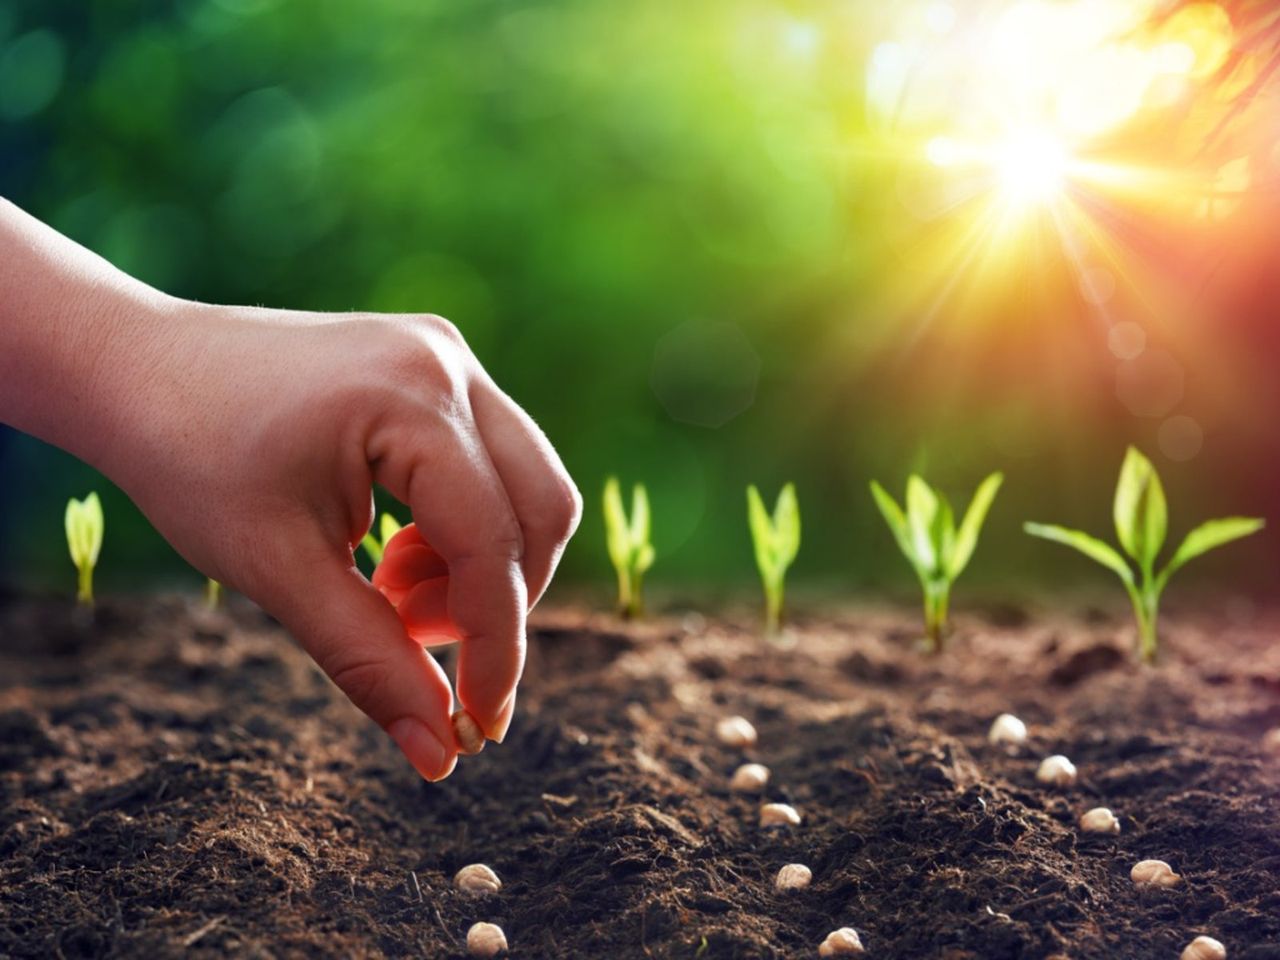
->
1130, 587, 1159, 664
616, 566, 633, 619
205, 578, 222, 610
76, 566, 93, 607
923, 581, 950, 653
763, 581, 782, 638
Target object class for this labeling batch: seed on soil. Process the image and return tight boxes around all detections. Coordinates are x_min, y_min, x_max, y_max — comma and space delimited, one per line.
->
759, 802, 801, 827
452, 710, 485, 755
730, 763, 770, 793
716, 716, 758, 748
453, 864, 502, 896
988, 713, 1027, 745
1079, 807, 1120, 834
774, 863, 812, 891
1131, 859, 1181, 889
466, 922, 508, 958
1262, 728, 1280, 754
1036, 754, 1077, 787
1181, 935, 1226, 960
818, 927, 865, 956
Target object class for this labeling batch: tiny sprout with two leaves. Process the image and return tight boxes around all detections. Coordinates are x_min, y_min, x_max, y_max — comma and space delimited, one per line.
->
1025, 446, 1264, 664
65, 492, 104, 607
746, 483, 801, 636
870, 472, 1004, 652
360, 512, 404, 566
603, 477, 654, 619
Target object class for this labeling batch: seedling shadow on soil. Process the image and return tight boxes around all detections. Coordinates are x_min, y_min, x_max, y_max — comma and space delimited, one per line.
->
1, 595, 1279, 958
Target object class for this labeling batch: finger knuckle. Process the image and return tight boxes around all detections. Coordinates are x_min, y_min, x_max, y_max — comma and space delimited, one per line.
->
328, 657, 393, 713
531, 475, 583, 543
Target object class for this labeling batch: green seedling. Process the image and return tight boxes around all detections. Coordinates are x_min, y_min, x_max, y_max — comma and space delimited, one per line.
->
205, 579, 222, 610
1025, 446, 1264, 664
65, 492, 104, 607
870, 472, 1004, 652
746, 483, 801, 637
604, 477, 654, 619
360, 512, 403, 566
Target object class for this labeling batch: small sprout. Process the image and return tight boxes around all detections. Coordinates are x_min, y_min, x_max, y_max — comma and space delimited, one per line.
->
759, 802, 801, 827
1131, 859, 1182, 889
205, 579, 222, 610
746, 483, 801, 637
453, 864, 502, 896
1025, 447, 1264, 664
360, 511, 404, 566
65, 492, 105, 607
1079, 807, 1121, 834
466, 921, 508, 958
1182, 935, 1227, 960
1036, 755, 1077, 787
716, 716, 758, 749
870, 472, 1003, 652
730, 763, 770, 793
818, 927, 865, 956
1261, 728, 1280, 754
452, 710, 485, 756
988, 713, 1027, 746
774, 863, 812, 891
603, 477, 654, 619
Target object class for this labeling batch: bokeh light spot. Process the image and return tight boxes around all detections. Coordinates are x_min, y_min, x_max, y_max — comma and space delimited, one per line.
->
1116, 347, 1184, 418
1158, 414, 1204, 462
651, 320, 760, 428
0, 30, 65, 121
1108, 321, 1146, 359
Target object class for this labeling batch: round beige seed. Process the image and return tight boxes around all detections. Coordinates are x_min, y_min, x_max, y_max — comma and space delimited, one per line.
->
730, 763, 770, 793
1131, 859, 1181, 889
759, 802, 801, 827
1262, 728, 1280, 754
774, 863, 812, 891
818, 927, 865, 956
1036, 754, 1077, 787
452, 710, 486, 755
1079, 807, 1120, 834
1181, 935, 1226, 960
453, 864, 502, 896
988, 713, 1028, 746
716, 716, 758, 749
466, 922, 508, 959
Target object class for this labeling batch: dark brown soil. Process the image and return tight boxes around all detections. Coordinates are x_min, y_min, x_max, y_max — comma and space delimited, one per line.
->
2, 594, 1279, 959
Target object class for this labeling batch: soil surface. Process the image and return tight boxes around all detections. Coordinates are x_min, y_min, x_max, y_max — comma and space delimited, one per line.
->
1, 593, 1279, 959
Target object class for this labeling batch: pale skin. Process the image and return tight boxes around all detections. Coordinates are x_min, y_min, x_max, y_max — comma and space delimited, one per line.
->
0, 198, 582, 782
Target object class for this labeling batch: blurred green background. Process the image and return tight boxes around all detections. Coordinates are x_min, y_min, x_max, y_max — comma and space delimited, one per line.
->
1, 0, 1278, 605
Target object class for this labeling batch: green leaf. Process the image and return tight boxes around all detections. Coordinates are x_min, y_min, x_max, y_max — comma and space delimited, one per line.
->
634, 542, 655, 575
930, 492, 955, 575
360, 533, 383, 565
65, 492, 104, 570
1024, 522, 1135, 586
1160, 516, 1265, 586
746, 484, 776, 578
906, 475, 940, 572
603, 477, 629, 572
773, 483, 800, 568
1114, 447, 1166, 570
947, 472, 1003, 579
870, 481, 917, 569
379, 513, 402, 546
630, 484, 651, 553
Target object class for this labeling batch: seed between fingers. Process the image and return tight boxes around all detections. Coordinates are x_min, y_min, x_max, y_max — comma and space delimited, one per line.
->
453, 710, 486, 755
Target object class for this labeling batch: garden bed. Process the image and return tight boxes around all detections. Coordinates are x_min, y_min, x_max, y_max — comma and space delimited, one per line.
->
1, 595, 1279, 958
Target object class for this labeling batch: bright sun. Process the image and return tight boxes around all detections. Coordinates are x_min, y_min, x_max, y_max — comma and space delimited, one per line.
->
993, 131, 1070, 206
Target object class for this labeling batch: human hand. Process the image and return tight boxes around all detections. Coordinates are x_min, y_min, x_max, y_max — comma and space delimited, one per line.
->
95, 301, 581, 781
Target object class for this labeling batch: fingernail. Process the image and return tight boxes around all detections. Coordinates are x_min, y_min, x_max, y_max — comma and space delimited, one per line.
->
487, 692, 517, 744
387, 717, 451, 781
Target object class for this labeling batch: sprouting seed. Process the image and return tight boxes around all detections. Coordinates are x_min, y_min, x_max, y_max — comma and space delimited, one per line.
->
774, 863, 812, 891
1131, 859, 1181, 889
746, 483, 801, 638
1025, 447, 1264, 664
1079, 807, 1120, 834
988, 713, 1027, 746
716, 716, 758, 749
205, 579, 222, 610
818, 927, 865, 956
603, 477, 654, 619
870, 472, 1003, 652
360, 511, 404, 566
453, 864, 501, 896
730, 763, 770, 793
466, 921, 508, 958
759, 803, 801, 827
65, 492, 104, 607
452, 710, 485, 755
1181, 935, 1226, 960
1036, 755, 1077, 787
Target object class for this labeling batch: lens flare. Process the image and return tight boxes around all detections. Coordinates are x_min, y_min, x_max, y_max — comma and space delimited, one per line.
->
994, 131, 1069, 205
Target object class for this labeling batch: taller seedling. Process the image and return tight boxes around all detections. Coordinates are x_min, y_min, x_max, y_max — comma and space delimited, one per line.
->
603, 477, 654, 619
1025, 446, 1263, 663
746, 483, 801, 638
870, 472, 1004, 652
65, 492, 104, 607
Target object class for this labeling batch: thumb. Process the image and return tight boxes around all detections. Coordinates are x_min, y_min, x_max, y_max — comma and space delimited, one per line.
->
258, 538, 459, 782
